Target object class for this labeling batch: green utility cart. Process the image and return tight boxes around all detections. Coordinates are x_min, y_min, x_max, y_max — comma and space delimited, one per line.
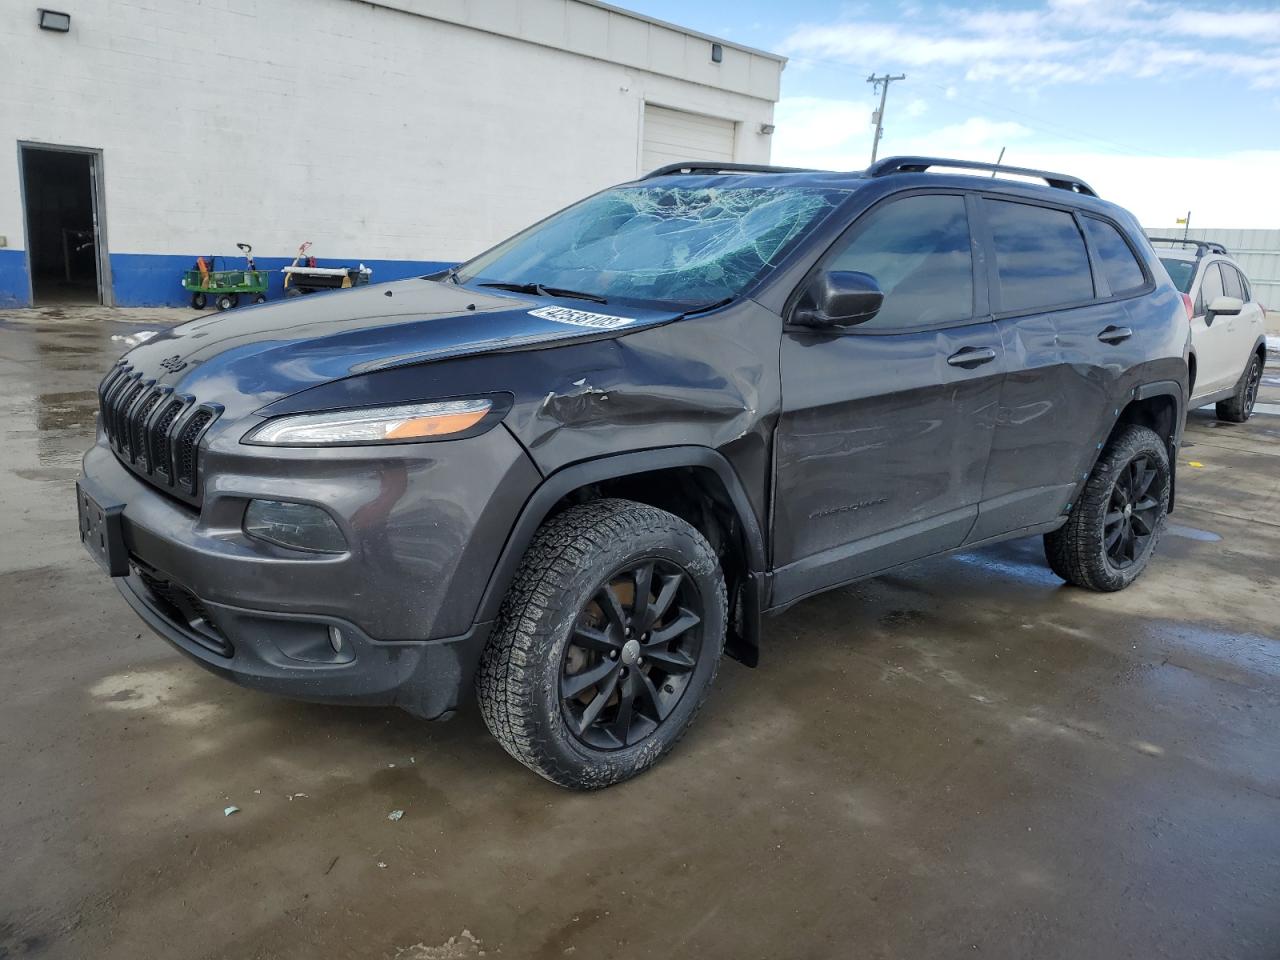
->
181, 243, 269, 310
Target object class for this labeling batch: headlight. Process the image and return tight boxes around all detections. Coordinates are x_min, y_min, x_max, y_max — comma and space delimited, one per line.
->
244, 398, 493, 446
244, 499, 348, 553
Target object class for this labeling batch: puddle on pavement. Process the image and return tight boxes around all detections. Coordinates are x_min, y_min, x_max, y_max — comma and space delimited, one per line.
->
1165, 524, 1222, 542
34, 390, 99, 432
948, 551, 1063, 586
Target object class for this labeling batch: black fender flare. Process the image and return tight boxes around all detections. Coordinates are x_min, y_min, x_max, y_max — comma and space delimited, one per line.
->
473, 446, 768, 663
1133, 379, 1185, 512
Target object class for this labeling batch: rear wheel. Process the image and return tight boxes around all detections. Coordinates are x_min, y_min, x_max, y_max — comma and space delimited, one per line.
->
215, 293, 239, 311
1044, 424, 1170, 592
253, 294, 267, 304
1216, 352, 1262, 423
477, 499, 726, 789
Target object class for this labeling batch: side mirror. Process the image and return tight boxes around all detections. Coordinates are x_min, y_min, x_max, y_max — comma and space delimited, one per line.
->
792, 270, 884, 329
1207, 295, 1243, 316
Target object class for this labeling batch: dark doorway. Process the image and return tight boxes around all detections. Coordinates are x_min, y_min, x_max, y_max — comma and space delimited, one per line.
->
20, 146, 106, 305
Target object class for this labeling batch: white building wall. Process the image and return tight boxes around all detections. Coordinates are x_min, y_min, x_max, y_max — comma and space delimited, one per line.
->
0, 0, 783, 304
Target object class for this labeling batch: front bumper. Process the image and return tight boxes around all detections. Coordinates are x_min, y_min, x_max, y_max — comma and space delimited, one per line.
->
117, 570, 489, 717
79, 422, 539, 714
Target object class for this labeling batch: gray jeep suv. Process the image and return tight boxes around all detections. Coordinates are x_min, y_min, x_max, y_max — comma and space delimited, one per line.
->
77, 157, 1189, 788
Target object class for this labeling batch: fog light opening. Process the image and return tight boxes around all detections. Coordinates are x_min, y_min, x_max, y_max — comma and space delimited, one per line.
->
328, 625, 344, 654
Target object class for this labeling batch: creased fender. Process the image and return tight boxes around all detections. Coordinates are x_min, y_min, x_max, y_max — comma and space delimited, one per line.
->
473, 445, 768, 640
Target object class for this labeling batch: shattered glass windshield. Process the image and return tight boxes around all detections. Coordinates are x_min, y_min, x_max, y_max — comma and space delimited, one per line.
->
457, 184, 849, 306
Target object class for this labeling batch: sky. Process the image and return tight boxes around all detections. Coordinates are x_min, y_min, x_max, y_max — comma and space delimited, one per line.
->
626, 0, 1280, 228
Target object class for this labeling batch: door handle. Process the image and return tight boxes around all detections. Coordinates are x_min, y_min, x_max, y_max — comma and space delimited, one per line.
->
1097, 325, 1133, 344
946, 346, 997, 368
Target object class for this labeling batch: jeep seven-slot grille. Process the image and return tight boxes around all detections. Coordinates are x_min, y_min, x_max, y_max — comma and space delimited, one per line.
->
98, 363, 221, 498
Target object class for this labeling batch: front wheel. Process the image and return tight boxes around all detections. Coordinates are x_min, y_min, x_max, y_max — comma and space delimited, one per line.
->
215, 293, 239, 311
190, 292, 207, 310
477, 499, 726, 789
1044, 424, 1171, 591
1216, 352, 1262, 423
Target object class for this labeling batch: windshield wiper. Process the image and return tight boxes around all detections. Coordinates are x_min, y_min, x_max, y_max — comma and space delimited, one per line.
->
478, 281, 608, 304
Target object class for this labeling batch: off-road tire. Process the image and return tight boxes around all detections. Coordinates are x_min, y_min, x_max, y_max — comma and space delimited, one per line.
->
476, 499, 726, 789
1215, 351, 1263, 423
1044, 424, 1171, 592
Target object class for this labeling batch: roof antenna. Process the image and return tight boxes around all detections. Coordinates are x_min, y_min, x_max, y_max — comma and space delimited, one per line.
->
991, 146, 1005, 177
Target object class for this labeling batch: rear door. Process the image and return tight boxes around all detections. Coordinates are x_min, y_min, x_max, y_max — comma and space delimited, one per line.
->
968, 199, 1151, 541
1190, 261, 1237, 397
772, 191, 1005, 605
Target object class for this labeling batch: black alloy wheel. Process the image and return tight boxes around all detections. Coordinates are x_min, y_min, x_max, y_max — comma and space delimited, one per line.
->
1244, 356, 1262, 415
1218, 353, 1264, 423
560, 558, 703, 750
1103, 454, 1161, 569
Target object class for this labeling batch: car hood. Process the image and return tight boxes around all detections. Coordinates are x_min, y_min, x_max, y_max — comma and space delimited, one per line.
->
116, 278, 683, 415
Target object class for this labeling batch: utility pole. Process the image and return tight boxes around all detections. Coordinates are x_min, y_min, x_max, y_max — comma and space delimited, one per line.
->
867, 72, 906, 164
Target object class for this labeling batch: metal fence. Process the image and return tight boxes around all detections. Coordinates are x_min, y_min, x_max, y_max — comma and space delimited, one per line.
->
1146, 227, 1280, 311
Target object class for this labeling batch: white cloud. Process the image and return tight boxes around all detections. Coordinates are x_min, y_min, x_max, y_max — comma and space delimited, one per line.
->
904, 97, 929, 118
781, 1, 1280, 91
770, 97, 1280, 228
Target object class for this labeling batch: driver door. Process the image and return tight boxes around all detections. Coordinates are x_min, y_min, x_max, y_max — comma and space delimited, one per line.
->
771, 192, 1006, 606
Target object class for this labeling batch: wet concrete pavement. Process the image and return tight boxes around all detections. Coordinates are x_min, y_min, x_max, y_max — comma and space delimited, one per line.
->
1, 306, 1278, 959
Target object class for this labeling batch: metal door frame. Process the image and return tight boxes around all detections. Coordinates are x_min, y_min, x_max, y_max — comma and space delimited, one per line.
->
16, 140, 114, 307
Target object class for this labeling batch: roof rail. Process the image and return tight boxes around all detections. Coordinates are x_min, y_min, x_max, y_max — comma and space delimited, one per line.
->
642, 161, 816, 179
866, 156, 1097, 197
1147, 237, 1229, 256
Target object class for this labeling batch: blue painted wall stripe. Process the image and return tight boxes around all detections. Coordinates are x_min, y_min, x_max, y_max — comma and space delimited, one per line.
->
0, 250, 30, 308
0, 250, 455, 309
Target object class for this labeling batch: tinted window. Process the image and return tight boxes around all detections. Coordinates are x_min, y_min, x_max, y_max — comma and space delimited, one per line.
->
1198, 262, 1223, 316
1221, 264, 1244, 300
985, 199, 1094, 313
1159, 257, 1197, 293
1083, 218, 1146, 296
827, 194, 973, 329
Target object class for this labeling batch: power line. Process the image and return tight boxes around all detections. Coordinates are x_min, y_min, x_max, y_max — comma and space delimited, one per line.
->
867, 73, 906, 163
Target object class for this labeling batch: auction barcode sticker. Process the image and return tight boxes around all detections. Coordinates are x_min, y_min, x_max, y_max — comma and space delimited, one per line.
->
529, 306, 635, 330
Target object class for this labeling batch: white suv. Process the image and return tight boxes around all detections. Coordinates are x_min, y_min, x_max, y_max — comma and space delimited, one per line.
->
1152, 239, 1267, 422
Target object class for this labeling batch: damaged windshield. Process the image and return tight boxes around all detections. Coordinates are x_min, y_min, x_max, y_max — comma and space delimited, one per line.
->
457, 184, 849, 306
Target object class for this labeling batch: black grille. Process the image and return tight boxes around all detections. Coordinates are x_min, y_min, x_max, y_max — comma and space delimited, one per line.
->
133, 561, 232, 657
175, 409, 213, 489
98, 363, 220, 498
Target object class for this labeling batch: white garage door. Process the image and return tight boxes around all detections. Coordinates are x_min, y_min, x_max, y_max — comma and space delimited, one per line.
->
641, 104, 736, 173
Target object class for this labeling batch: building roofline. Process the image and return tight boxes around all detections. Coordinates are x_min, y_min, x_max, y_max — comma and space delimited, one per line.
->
578, 0, 788, 64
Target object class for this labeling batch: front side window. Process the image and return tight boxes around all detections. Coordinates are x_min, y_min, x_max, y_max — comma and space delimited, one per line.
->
825, 194, 973, 329
1221, 264, 1244, 300
985, 199, 1094, 313
1083, 217, 1146, 296
457, 184, 849, 306
1197, 262, 1224, 316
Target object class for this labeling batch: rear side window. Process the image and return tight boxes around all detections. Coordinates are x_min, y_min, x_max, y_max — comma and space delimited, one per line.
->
1197, 262, 1224, 315
1083, 218, 1146, 296
985, 199, 1094, 313
827, 193, 973, 329
1221, 264, 1244, 300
